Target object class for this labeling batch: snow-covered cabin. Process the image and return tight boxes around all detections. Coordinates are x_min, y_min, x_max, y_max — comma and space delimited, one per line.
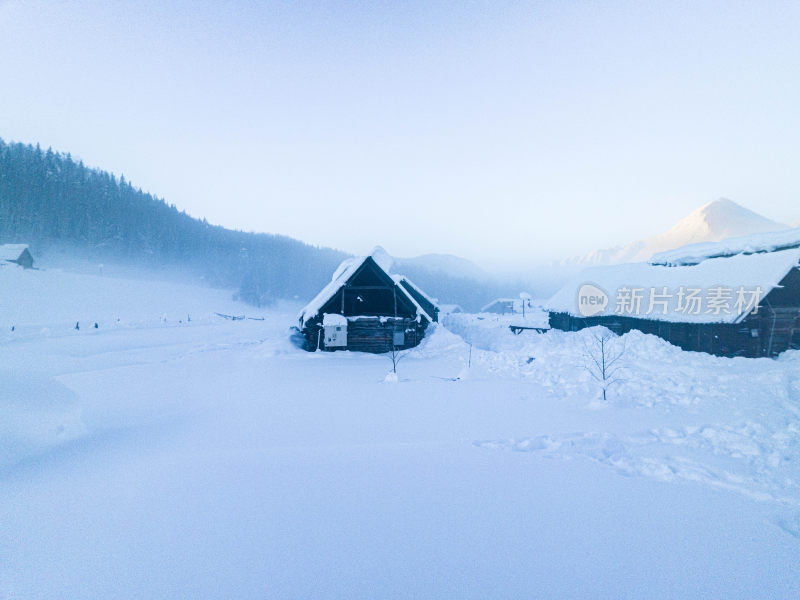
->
438, 304, 463, 315
546, 228, 800, 357
481, 298, 516, 314
297, 247, 439, 353
0, 244, 34, 269
481, 297, 533, 315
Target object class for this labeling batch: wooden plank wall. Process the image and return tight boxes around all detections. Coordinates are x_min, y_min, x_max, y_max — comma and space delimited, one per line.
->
547, 311, 800, 358
345, 317, 426, 353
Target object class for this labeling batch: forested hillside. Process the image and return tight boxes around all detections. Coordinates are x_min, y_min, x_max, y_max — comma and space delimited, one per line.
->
0, 138, 347, 305
0, 138, 515, 309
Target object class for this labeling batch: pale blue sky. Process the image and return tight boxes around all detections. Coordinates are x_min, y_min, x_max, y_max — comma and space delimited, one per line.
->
1, 0, 798, 267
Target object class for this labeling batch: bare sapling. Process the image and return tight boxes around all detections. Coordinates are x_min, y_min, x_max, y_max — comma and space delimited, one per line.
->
582, 328, 626, 401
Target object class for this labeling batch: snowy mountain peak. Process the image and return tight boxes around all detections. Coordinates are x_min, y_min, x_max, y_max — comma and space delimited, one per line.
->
671, 197, 785, 241
567, 199, 789, 266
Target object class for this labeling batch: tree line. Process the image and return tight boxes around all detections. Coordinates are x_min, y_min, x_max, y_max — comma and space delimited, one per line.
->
0, 138, 514, 310
0, 138, 346, 305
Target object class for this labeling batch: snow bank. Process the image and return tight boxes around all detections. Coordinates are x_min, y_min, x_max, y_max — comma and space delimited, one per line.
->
443, 312, 549, 353
0, 372, 86, 469
446, 312, 800, 511
409, 323, 469, 358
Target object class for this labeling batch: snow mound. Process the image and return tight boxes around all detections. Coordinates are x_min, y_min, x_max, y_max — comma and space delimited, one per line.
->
0, 372, 86, 469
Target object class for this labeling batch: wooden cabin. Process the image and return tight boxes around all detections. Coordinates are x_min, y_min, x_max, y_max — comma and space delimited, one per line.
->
0, 244, 34, 269
546, 230, 800, 358
297, 248, 438, 353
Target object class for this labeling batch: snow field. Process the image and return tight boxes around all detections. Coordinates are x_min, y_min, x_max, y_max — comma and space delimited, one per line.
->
1, 265, 799, 598
446, 312, 800, 517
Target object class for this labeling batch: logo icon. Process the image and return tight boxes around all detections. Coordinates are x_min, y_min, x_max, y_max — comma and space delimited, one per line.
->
577, 283, 608, 317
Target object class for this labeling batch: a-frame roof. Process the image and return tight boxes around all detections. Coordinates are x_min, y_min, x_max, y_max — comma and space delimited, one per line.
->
395, 275, 439, 320
299, 249, 435, 327
0, 244, 30, 261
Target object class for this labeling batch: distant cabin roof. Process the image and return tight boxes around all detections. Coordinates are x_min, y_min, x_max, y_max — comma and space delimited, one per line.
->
298, 248, 436, 327
0, 244, 30, 261
546, 246, 800, 325
439, 304, 463, 313
650, 227, 800, 266
480, 298, 517, 311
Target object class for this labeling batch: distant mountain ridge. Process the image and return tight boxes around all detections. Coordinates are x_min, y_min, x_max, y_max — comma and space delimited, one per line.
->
347, 246, 514, 311
565, 198, 789, 266
395, 253, 486, 281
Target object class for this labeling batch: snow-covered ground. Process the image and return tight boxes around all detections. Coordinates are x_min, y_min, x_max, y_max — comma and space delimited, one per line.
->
2, 264, 799, 598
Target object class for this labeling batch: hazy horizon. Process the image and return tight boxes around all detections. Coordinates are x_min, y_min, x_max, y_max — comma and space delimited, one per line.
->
2, 1, 799, 268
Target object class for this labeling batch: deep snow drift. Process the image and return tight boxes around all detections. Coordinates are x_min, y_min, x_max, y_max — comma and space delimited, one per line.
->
1, 264, 799, 599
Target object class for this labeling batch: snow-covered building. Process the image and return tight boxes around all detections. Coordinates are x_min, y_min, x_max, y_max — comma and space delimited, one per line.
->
0, 244, 34, 269
297, 247, 439, 353
481, 298, 516, 314
546, 228, 800, 357
481, 297, 534, 315
438, 304, 463, 315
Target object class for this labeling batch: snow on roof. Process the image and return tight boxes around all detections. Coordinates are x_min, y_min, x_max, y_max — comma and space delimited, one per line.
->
394, 275, 439, 308
322, 313, 348, 327
0, 244, 30, 261
329, 257, 361, 282
299, 256, 369, 326
480, 298, 516, 311
388, 275, 435, 323
546, 247, 800, 324
438, 304, 463, 313
298, 249, 433, 327
369, 245, 394, 272
650, 227, 800, 266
